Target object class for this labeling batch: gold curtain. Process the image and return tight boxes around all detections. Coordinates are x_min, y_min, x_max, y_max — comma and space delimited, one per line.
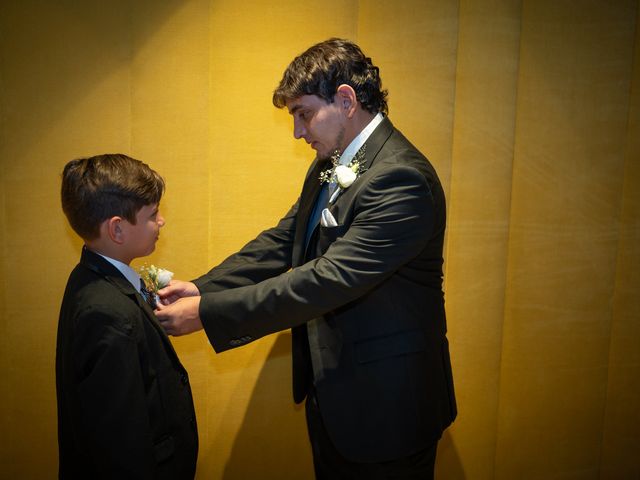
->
0, 1, 638, 478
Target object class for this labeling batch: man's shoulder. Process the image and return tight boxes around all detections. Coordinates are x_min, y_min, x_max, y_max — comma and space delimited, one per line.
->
374, 126, 440, 179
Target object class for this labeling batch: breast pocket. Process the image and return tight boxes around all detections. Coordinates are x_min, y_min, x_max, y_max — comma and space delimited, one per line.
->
317, 223, 348, 254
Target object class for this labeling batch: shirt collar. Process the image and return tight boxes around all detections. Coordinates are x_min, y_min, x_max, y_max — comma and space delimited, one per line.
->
93, 250, 143, 293
338, 112, 384, 166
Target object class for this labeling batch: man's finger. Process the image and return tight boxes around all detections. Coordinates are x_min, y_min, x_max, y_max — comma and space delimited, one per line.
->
157, 285, 175, 299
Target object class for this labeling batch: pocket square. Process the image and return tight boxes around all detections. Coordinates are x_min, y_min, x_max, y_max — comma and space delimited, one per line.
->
320, 208, 338, 227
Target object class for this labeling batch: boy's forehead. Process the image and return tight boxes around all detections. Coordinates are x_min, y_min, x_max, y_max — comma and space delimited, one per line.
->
139, 203, 159, 213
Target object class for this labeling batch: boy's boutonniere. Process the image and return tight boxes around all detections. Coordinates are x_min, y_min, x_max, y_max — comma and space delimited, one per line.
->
139, 265, 174, 307
319, 145, 367, 190
139, 264, 174, 292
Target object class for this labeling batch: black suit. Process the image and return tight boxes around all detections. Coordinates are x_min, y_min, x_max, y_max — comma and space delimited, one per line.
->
194, 117, 456, 464
56, 248, 198, 479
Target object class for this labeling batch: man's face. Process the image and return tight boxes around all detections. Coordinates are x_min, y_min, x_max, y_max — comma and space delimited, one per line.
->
124, 203, 165, 260
286, 95, 346, 160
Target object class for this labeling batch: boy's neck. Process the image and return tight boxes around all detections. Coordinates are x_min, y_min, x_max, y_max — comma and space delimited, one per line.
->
85, 240, 132, 265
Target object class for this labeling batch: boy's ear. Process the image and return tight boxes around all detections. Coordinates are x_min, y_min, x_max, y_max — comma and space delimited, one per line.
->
106, 216, 125, 244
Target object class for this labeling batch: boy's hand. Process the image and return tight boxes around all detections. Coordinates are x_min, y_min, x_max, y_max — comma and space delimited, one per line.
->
155, 296, 203, 336
157, 280, 200, 305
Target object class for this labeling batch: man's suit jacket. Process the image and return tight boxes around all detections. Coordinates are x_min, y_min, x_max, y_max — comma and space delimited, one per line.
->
194, 117, 456, 463
56, 248, 198, 479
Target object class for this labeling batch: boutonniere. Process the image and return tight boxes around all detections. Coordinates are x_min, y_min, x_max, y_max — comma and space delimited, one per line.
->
139, 264, 174, 295
319, 145, 367, 189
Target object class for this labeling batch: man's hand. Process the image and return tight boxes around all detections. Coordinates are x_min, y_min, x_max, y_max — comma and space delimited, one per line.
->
157, 280, 200, 305
155, 296, 203, 336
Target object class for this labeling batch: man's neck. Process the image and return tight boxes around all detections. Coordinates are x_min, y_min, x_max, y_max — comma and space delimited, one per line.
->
343, 110, 376, 150
337, 111, 383, 166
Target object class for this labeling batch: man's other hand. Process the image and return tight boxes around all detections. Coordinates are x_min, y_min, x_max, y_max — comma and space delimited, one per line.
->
158, 280, 200, 305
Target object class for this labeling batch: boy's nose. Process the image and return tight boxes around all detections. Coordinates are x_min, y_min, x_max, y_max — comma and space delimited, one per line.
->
157, 214, 165, 227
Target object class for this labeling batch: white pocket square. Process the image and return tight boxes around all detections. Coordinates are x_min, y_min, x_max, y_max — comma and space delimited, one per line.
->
320, 208, 338, 227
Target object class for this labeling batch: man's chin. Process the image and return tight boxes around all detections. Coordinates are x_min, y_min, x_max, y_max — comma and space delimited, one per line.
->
313, 147, 327, 159
316, 149, 338, 162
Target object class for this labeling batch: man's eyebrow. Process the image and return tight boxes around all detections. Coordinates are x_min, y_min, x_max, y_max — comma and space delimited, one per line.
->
289, 104, 303, 114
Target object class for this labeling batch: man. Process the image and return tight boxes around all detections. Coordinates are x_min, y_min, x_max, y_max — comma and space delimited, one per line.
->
156, 38, 456, 478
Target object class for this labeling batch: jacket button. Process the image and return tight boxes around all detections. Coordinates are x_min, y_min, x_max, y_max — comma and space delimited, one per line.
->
181, 373, 188, 385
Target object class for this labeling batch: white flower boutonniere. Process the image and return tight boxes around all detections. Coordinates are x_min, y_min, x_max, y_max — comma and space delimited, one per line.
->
139, 264, 174, 294
319, 146, 367, 189
334, 165, 357, 188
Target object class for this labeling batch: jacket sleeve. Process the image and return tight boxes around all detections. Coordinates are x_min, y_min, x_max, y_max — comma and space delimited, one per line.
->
73, 306, 157, 479
192, 200, 298, 293
199, 164, 435, 352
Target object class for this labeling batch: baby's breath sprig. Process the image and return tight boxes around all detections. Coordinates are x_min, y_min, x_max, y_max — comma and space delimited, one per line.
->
319, 146, 367, 188
138, 264, 174, 294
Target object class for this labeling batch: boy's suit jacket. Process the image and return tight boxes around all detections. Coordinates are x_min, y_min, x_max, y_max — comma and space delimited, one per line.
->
56, 248, 198, 479
194, 117, 456, 463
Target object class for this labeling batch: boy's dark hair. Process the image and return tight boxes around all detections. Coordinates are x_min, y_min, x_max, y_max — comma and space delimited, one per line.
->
272, 38, 388, 115
61, 153, 164, 240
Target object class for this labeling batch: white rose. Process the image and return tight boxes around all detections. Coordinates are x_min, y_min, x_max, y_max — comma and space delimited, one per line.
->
156, 268, 174, 288
335, 165, 357, 188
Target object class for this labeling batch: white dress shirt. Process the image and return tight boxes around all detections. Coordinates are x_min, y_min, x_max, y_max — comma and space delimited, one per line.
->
93, 250, 143, 293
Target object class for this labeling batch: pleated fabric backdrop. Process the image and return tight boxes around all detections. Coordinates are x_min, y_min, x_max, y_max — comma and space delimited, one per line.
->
0, 1, 638, 478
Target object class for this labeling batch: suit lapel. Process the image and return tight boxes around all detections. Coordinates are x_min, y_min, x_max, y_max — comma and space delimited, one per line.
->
292, 118, 395, 262
360, 116, 394, 172
79, 248, 183, 364
325, 116, 395, 206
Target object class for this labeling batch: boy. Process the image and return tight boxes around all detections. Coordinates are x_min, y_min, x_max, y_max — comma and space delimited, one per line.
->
57, 154, 198, 479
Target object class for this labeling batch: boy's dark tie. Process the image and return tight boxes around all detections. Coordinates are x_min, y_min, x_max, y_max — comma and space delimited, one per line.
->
140, 279, 157, 309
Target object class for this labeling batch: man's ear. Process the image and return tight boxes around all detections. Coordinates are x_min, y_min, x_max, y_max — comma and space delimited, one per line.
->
336, 84, 358, 118
106, 216, 125, 244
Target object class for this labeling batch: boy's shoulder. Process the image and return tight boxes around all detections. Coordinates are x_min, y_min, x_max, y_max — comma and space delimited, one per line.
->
60, 259, 144, 338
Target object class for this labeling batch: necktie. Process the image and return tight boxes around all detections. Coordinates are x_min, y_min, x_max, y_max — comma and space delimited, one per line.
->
305, 183, 330, 248
140, 279, 157, 309
304, 182, 333, 384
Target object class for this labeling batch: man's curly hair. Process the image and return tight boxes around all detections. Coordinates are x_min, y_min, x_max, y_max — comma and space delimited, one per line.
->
273, 38, 388, 115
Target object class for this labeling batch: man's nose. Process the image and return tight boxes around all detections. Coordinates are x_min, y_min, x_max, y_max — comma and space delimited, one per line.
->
293, 119, 306, 140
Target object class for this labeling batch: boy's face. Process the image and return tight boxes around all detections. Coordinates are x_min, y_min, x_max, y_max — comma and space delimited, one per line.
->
123, 203, 165, 260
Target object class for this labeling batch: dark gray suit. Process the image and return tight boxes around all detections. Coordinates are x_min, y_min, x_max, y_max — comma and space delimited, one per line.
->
56, 248, 198, 479
194, 117, 456, 463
